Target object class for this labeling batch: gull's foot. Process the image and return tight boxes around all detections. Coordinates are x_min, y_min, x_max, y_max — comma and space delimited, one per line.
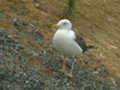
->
65, 72, 73, 78
59, 69, 73, 78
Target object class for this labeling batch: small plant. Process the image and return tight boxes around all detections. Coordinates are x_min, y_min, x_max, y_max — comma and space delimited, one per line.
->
61, 0, 75, 19
68, 0, 75, 16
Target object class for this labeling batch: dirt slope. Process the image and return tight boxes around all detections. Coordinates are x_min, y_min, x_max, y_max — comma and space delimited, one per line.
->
0, 0, 120, 85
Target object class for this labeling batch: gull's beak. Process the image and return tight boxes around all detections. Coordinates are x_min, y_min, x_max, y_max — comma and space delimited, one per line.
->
52, 24, 58, 30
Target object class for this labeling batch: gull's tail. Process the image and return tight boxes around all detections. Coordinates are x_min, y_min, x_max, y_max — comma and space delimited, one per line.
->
83, 45, 96, 54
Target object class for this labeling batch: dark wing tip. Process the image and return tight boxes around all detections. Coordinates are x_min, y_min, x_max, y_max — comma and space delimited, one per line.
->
87, 45, 97, 49
73, 30, 97, 53
74, 31, 88, 53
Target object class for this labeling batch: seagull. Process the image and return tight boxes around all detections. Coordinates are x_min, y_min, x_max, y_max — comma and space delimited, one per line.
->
52, 19, 94, 77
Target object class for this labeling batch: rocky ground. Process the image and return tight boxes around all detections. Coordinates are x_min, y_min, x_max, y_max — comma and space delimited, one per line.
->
0, 0, 120, 90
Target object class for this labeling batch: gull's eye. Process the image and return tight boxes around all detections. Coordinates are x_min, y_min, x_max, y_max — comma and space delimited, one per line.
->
63, 22, 67, 25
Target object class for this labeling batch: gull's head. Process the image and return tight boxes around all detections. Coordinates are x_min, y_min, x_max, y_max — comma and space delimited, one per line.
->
57, 19, 72, 30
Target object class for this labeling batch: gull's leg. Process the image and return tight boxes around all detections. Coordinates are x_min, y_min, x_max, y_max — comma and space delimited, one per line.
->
66, 57, 76, 78
62, 60, 66, 72
60, 58, 67, 73
70, 57, 76, 74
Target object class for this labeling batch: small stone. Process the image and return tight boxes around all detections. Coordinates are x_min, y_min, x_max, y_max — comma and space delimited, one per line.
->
35, 3, 39, 7
22, 0, 28, 2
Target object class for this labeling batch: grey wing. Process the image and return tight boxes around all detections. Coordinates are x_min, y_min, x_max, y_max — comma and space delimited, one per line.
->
74, 31, 88, 53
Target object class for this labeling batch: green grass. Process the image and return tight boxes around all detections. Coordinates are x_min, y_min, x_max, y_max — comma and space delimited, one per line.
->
67, 0, 75, 16
61, 0, 75, 19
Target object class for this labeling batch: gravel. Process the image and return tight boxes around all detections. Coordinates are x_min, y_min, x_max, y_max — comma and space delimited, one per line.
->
0, 25, 120, 90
